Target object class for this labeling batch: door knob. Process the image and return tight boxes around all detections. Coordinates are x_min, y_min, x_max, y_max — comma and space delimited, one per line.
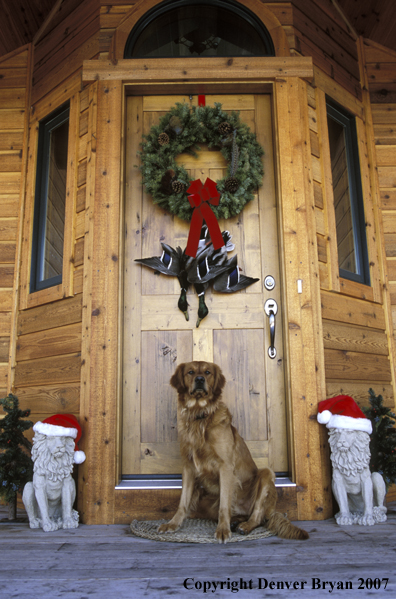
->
264, 298, 278, 359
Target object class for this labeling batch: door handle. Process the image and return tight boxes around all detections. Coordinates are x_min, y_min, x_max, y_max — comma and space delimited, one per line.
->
264, 299, 278, 359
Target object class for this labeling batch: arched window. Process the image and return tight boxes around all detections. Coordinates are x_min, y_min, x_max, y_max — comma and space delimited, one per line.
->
124, 0, 275, 58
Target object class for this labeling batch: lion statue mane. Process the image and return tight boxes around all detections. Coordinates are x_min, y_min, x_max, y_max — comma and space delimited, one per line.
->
22, 414, 85, 532
328, 428, 387, 526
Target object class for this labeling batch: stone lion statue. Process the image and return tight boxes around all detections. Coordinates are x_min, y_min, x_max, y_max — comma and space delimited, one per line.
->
328, 428, 387, 526
22, 414, 85, 532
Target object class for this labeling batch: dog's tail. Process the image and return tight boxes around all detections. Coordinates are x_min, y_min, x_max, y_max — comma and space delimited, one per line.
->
266, 511, 309, 540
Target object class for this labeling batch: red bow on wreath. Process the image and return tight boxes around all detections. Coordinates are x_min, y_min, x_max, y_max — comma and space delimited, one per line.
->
185, 178, 225, 258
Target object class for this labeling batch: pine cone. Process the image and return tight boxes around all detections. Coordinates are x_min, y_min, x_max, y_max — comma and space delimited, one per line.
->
158, 132, 170, 146
225, 177, 240, 192
171, 180, 186, 194
218, 122, 233, 135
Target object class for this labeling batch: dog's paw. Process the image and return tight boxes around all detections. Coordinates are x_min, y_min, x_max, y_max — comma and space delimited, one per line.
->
215, 524, 232, 544
158, 521, 180, 534
236, 522, 252, 536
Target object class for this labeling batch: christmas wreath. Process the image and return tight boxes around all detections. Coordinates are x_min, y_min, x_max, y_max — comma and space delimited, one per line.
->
139, 102, 264, 222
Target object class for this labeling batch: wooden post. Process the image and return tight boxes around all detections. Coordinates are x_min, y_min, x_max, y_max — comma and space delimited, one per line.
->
275, 77, 333, 520
78, 80, 122, 524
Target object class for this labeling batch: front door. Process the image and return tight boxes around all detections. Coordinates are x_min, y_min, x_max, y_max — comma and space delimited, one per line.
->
122, 94, 288, 477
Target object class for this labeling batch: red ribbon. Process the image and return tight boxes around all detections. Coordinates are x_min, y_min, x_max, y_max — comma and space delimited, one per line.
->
185, 178, 224, 258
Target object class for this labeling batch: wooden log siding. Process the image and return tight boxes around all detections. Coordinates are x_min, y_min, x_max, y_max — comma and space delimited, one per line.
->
365, 39, 396, 367
0, 46, 30, 396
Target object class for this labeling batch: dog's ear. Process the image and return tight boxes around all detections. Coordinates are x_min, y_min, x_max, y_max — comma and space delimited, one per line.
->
170, 363, 186, 392
213, 364, 226, 397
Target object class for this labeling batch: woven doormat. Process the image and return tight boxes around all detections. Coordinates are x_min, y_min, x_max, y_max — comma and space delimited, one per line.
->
130, 518, 276, 544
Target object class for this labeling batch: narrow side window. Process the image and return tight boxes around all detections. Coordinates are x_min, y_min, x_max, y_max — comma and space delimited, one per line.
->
31, 104, 70, 293
326, 97, 370, 286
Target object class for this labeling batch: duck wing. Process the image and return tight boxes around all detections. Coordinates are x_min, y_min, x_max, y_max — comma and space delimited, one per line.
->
135, 243, 182, 276
213, 256, 259, 292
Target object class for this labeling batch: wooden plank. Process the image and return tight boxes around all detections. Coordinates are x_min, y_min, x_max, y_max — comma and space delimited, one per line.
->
380, 190, 396, 210
17, 294, 82, 335
0, 336, 10, 362
122, 95, 143, 475
0, 290, 12, 311
323, 320, 389, 355
0, 242, 16, 263
74, 237, 84, 267
0, 195, 19, 218
0, 151, 23, 172
16, 322, 82, 362
83, 56, 314, 83
0, 173, 21, 194
193, 328, 213, 362
114, 486, 297, 524
141, 294, 264, 330
382, 212, 396, 234
324, 348, 391, 382
14, 353, 82, 387
378, 166, 396, 188
371, 104, 396, 124
375, 145, 396, 166
14, 382, 80, 414
0, 109, 25, 130
0, 69, 27, 89
321, 290, 386, 329
338, 277, 374, 301
0, 218, 17, 241
0, 131, 24, 151
0, 265, 14, 287
373, 124, 396, 145
326, 381, 394, 408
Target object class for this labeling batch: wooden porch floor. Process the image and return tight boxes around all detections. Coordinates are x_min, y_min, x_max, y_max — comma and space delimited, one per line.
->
1, 503, 396, 598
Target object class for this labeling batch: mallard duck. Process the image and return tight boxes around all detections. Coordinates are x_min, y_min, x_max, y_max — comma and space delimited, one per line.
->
135, 226, 259, 327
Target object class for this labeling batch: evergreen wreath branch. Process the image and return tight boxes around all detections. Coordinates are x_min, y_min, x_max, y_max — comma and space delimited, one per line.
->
139, 102, 264, 222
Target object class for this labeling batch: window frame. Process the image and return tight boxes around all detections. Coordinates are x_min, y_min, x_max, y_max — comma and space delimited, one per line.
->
326, 96, 370, 287
123, 0, 275, 59
20, 93, 78, 311
30, 103, 70, 293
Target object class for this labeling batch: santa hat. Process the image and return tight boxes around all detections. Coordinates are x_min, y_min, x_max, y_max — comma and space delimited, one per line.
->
317, 395, 372, 434
33, 414, 86, 464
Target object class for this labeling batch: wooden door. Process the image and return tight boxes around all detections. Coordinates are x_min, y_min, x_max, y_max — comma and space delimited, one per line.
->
122, 94, 288, 476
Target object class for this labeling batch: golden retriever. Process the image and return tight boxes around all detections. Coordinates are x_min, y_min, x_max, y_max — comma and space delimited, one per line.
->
158, 361, 309, 543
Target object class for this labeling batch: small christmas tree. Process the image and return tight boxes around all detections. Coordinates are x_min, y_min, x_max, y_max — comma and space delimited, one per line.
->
363, 388, 396, 490
0, 394, 33, 520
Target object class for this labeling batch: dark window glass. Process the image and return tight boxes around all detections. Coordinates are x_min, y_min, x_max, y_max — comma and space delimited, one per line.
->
31, 104, 69, 292
124, 0, 275, 58
326, 98, 370, 285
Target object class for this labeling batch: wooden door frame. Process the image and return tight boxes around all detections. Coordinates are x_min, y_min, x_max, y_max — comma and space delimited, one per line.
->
79, 56, 333, 524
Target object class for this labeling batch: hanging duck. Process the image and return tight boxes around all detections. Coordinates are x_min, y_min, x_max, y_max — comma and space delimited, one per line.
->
135, 225, 259, 327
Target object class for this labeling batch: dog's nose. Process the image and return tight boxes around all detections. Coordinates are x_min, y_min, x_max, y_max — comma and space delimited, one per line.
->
195, 376, 205, 385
